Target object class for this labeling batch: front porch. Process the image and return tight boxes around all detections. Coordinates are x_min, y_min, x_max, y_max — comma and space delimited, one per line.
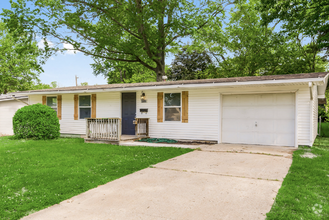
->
84, 118, 149, 144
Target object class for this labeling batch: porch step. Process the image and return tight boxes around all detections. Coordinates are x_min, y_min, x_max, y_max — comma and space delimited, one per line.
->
84, 138, 119, 145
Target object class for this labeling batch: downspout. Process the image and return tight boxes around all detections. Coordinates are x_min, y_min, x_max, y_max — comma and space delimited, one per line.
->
11, 95, 29, 105
309, 82, 313, 100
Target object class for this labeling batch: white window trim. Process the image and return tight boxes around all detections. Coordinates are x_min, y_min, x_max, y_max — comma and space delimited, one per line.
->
79, 95, 92, 120
46, 96, 57, 113
163, 92, 182, 122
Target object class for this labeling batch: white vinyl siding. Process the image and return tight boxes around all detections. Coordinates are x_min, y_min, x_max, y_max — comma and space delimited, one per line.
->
296, 87, 312, 146
312, 85, 318, 144
0, 99, 28, 135
137, 89, 220, 141
28, 93, 121, 135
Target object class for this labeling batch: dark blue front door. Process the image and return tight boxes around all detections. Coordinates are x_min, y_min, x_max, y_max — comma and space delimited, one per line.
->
122, 93, 136, 135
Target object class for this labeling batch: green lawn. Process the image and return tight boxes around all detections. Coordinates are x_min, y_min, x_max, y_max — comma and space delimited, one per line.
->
0, 137, 193, 220
266, 137, 329, 219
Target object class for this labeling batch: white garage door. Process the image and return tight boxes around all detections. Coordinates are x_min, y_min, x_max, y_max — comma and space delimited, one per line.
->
0, 100, 27, 136
222, 93, 295, 146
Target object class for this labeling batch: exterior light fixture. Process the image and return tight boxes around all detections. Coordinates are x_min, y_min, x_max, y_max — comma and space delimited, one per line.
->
141, 91, 147, 103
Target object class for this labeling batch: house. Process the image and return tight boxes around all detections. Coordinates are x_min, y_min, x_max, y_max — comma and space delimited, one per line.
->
12, 72, 329, 147
0, 94, 28, 136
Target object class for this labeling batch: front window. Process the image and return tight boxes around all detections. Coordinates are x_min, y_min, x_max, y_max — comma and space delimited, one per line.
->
79, 95, 91, 119
47, 97, 57, 113
164, 93, 181, 121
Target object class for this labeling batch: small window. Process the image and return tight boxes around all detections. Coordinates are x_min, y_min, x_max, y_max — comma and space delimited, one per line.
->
47, 97, 57, 113
79, 95, 91, 119
164, 93, 181, 121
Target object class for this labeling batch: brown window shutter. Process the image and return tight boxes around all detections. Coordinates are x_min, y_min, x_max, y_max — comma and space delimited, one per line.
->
157, 92, 163, 122
42, 96, 46, 105
57, 95, 62, 120
74, 95, 79, 120
182, 91, 188, 123
91, 94, 96, 118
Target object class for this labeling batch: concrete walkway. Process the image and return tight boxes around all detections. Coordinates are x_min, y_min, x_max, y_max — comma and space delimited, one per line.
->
22, 144, 295, 220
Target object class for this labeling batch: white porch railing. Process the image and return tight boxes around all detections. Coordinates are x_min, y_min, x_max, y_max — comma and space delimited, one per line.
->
86, 118, 121, 141
135, 118, 149, 137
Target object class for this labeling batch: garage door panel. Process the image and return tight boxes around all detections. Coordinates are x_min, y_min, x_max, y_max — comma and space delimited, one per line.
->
222, 131, 255, 144
274, 119, 295, 133
223, 107, 259, 119
257, 94, 275, 105
239, 132, 256, 143
222, 96, 240, 106
275, 133, 295, 146
275, 106, 295, 119
275, 93, 295, 104
222, 119, 240, 132
240, 95, 257, 106
222, 93, 295, 147
257, 132, 275, 145
222, 119, 255, 132
256, 120, 274, 132
255, 107, 275, 119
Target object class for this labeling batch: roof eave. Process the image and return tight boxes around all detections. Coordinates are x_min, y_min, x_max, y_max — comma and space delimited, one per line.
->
10, 76, 328, 96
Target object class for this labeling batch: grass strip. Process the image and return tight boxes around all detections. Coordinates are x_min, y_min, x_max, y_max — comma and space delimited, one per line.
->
0, 137, 193, 220
266, 137, 329, 219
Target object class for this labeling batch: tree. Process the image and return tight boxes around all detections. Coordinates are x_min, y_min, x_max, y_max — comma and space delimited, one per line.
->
2, 0, 235, 82
80, 82, 88, 86
91, 60, 156, 84
30, 82, 52, 90
0, 22, 42, 94
50, 81, 58, 88
258, 0, 329, 56
193, 0, 328, 78
167, 47, 215, 80
29, 81, 59, 90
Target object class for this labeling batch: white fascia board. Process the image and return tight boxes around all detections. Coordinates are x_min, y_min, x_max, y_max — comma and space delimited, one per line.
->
317, 74, 329, 96
0, 97, 28, 102
11, 76, 327, 96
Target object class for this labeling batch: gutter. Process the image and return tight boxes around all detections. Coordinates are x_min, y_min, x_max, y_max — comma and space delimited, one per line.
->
11, 95, 29, 105
309, 82, 313, 100
10, 76, 329, 96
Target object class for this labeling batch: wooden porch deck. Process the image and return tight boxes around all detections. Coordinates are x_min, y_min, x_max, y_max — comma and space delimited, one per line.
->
84, 118, 149, 144
85, 135, 147, 144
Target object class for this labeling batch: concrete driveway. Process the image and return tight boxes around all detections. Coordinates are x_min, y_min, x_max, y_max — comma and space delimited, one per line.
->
22, 144, 295, 220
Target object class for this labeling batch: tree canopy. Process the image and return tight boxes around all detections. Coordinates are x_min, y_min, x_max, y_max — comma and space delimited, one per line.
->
2, 0, 235, 82
0, 22, 42, 94
259, 0, 329, 56
167, 47, 214, 80
193, 0, 328, 78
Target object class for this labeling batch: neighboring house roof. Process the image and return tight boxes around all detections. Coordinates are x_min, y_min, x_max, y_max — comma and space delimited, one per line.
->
0, 94, 28, 102
11, 72, 329, 96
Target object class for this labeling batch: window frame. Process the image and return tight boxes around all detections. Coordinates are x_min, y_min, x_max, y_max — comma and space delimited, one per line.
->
163, 92, 182, 122
46, 96, 57, 113
79, 95, 92, 120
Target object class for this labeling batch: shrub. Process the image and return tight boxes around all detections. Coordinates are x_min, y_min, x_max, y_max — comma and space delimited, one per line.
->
13, 103, 60, 139
319, 123, 329, 137
318, 106, 328, 122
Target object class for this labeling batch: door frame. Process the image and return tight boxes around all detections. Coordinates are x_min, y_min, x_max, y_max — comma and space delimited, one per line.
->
220, 91, 298, 147
121, 92, 137, 135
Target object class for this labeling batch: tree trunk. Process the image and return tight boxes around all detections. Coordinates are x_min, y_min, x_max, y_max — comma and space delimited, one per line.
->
155, 64, 165, 82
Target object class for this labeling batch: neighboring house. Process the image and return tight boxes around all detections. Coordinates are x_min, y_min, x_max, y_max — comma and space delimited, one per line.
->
0, 94, 28, 136
12, 72, 329, 147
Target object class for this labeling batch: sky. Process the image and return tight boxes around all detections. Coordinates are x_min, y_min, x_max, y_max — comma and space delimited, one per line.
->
0, 1, 176, 87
